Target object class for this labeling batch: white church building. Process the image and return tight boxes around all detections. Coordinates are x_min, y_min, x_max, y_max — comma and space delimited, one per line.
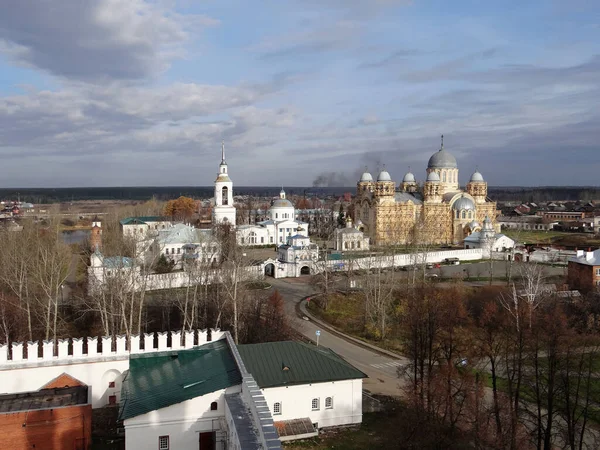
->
463, 216, 515, 257
237, 189, 310, 246
213, 141, 237, 226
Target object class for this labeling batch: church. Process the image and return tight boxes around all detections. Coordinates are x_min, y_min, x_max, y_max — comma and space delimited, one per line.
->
212, 141, 310, 246
354, 137, 500, 246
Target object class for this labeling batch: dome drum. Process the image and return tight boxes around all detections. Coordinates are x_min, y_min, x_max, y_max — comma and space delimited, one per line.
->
377, 170, 392, 182
360, 172, 374, 182
452, 196, 476, 211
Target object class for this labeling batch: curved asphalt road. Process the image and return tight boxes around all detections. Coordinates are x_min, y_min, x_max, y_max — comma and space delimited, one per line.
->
269, 278, 408, 396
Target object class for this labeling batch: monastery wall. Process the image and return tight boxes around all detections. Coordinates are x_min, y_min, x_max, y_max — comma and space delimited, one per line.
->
328, 248, 484, 271
0, 329, 225, 408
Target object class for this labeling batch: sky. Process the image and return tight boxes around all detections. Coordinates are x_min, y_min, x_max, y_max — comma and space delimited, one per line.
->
0, 0, 599, 188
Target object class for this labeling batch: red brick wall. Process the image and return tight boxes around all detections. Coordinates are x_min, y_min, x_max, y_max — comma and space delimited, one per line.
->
567, 261, 597, 292
0, 405, 92, 450
42, 373, 85, 390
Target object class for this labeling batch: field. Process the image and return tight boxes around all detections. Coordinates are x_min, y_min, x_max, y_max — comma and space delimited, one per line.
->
503, 230, 600, 247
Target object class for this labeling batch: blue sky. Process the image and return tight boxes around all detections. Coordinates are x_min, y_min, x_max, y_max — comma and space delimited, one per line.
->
0, 0, 599, 187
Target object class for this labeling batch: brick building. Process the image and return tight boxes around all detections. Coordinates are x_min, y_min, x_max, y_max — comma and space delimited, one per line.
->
0, 374, 91, 450
567, 249, 600, 292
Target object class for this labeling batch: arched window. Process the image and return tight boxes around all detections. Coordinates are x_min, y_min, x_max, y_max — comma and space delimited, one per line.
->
249, 232, 257, 244
221, 186, 228, 205
344, 241, 349, 249
210, 401, 218, 411
461, 210, 466, 219
325, 397, 333, 409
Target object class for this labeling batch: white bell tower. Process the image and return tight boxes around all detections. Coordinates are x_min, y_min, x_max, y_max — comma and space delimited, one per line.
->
212, 140, 236, 227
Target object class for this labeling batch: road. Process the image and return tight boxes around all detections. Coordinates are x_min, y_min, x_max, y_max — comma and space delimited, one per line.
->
270, 277, 408, 396
269, 259, 566, 395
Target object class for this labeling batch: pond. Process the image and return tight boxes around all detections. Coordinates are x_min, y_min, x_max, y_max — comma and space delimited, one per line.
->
61, 230, 90, 245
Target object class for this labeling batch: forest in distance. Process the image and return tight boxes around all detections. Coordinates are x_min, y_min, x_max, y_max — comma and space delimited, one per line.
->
2, 185, 600, 204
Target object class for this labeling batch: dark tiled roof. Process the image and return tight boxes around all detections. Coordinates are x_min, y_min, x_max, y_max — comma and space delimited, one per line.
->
119, 340, 242, 420
237, 341, 366, 389
0, 386, 88, 413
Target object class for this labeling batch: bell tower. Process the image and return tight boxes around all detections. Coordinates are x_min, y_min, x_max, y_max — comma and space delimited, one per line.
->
212, 141, 236, 227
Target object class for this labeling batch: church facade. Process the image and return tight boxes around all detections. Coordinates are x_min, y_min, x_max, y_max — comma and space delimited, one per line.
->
354, 137, 500, 246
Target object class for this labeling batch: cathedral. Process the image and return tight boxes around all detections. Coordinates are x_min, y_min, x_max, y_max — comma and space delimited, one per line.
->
354, 137, 500, 246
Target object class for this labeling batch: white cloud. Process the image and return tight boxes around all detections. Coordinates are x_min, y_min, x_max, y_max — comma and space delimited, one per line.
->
0, 0, 218, 81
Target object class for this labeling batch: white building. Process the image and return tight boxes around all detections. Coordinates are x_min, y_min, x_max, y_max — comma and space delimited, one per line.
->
334, 217, 370, 251
154, 223, 220, 269
0, 330, 365, 449
263, 234, 319, 278
213, 141, 236, 226
464, 216, 515, 258
120, 216, 172, 238
88, 249, 139, 291
237, 189, 310, 246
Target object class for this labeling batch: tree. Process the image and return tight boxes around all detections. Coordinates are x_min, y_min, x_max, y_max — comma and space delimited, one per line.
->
154, 254, 175, 274
164, 196, 198, 221
337, 203, 345, 228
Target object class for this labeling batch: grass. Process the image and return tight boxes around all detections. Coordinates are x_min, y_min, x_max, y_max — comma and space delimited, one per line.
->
503, 230, 600, 247
307, 293, 405, 354
474, 352, 600, 425
283, 399, 472, 450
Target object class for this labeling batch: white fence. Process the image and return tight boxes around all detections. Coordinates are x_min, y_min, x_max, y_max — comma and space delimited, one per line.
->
0, 329, 225, 366
0, 329, 225, 409
326, 248, 484, 271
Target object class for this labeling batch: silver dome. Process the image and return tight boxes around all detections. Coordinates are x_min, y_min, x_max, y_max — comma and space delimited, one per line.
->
426, 171, 440, 182
468, 220, 481, 229
402, 172, 416, 183
377, 170, 392, 182
453, 195, 475, 211
427, 148, 457, 169
271, 199, 293, 208
360, 172, 373, 182
470, 171, 484, 182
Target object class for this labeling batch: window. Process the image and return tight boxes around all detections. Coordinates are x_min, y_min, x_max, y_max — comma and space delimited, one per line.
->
270, 237, 274, 243
222, 186, 229, 205
311, 398, 320, 411
276, 213, 278, 219
211, 401, 218, 411
261, 237, 265, 244
108, 395, 117, 405
596, 268, 600, 276
461, 210, 466, 219
159, 436, 169, 450
273, 402, 282, 415
165, 248, 169, 255
108, 381, 115, 388
325, 397, 333, 409
177, 248, 180, 254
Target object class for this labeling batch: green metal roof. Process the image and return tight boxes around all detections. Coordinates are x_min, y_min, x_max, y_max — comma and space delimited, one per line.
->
237, 341, 366, 389
119, 216, 167, 225
119, 340, 242, 421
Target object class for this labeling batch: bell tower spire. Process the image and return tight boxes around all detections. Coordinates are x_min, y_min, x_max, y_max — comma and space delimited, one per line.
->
221, 140, 225, 163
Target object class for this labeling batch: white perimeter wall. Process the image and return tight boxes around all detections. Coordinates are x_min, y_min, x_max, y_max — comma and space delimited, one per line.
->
0, 330, 225, 409
0, 358, 129, 408
124, 386, 241, 450
262, 379, 362, 429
